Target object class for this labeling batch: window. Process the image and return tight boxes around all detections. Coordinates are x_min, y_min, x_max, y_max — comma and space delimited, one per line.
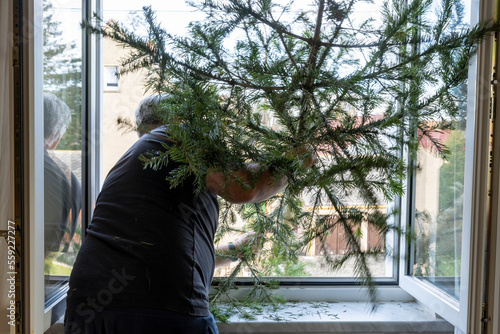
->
99, 0, 398, 284
104, 66, 119, 90
96, 1, 490, 332
31, 0, 101, 330
16, 0, 497, 332
397, 0, 488, 331
408, 0, 471, 299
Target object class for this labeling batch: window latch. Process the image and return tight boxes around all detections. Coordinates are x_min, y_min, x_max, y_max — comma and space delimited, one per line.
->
12, 46, 20, 68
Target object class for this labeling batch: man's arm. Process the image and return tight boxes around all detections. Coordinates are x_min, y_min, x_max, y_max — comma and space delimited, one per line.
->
214, 232, 262, 268
206, 163, 287, 204
208, 148, 316, 266
214, 242, 237, 269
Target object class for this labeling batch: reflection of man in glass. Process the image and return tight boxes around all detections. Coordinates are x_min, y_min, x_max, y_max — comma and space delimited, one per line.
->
44, 93, 82, 258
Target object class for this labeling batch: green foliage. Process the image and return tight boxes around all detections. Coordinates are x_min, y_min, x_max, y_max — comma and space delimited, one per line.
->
44, 0, 82, 150
260, 254, 310, 276
44, 253, 73, 276
436, 129, 465, 277
439, 130, 466, 211
83, 0, 499, 317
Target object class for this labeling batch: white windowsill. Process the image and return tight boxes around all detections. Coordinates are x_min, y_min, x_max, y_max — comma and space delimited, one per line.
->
46, 301, 453, 334
45, 287, 455, 334
217, 301, 454, 333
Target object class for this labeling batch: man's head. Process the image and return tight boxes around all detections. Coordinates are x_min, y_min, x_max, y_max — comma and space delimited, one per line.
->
44, 93, 71, 149
135, 94, 167, 137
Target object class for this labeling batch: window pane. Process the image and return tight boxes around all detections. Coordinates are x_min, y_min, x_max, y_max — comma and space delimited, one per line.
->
409, 0, 470, 301
100, 1, 394, 281
214, 205, 393, 279
412, 121, 466, 300
43, 0, 82, 301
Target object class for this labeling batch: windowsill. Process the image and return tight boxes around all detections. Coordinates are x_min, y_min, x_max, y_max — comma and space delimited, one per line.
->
217, 301, 454, 333
46, 301, 453, 334
45, 287, 453, 333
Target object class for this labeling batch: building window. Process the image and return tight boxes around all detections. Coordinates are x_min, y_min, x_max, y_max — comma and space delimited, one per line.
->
104, 66, 119, 90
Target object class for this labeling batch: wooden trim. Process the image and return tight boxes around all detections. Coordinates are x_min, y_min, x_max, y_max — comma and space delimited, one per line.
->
22, 0, 45, 332
466, 0, 496, 332
485, 0, 500, 329
12, 0, 25, 332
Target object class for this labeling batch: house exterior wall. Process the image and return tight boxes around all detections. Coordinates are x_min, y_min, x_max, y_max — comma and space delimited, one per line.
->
101, 37, 146, 179
415, 148, 443, 221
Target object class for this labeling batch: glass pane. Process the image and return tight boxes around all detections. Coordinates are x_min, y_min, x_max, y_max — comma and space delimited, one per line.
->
43, 0, 82, 301
101, 0, 393, 280
410, 0, 471, 301
412, 122, 466, 299
214, 204, 392, 279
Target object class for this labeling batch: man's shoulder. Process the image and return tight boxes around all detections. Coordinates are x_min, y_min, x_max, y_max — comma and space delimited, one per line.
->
140, 125, 174, 146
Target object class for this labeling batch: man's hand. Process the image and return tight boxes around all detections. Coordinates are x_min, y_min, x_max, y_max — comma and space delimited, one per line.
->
233, 231, 264, 258
214, 231, 265, 268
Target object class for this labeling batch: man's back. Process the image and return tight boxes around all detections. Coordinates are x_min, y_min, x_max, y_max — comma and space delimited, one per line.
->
66, 126, 219, 319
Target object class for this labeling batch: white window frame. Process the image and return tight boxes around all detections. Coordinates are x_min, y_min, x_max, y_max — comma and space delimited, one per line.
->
24, 0, 102, 332
29, 0, 46, 329
398, 0, 493, 331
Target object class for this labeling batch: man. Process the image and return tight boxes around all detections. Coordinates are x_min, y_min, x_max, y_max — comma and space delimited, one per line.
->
64, 96, 304, 333
44, 93, 82, 258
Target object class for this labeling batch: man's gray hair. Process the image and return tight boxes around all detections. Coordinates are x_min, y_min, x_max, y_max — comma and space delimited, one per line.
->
134, 95, 167, 134
44, 93, 71, 141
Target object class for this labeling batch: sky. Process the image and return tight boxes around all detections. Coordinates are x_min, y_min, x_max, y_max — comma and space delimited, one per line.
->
102, 0, 206, 35
46, 0, 472, 70
48, 0, 389, 43
49, 0, 473, 36
100, 0, 386, 33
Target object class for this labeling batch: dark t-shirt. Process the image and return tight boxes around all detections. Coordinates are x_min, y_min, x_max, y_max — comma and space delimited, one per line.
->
66, 126, 219, 317
44, 150, 82, 253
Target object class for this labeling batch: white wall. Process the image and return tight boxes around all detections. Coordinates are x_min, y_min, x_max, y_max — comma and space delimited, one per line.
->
101, 38, 145, 179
